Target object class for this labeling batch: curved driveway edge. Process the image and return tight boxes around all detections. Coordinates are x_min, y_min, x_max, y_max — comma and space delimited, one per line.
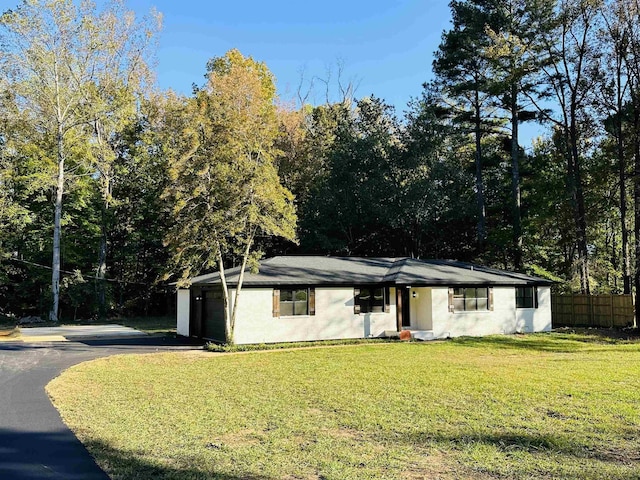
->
0, 336, 203, 479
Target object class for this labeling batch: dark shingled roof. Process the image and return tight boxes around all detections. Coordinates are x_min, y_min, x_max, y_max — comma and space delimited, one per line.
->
189, 256, 553, 287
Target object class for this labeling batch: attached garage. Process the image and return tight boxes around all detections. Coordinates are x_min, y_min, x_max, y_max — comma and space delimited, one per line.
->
188, 287, 226, 341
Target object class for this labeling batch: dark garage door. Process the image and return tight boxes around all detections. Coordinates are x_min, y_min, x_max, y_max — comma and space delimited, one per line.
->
203, 289, 226, 341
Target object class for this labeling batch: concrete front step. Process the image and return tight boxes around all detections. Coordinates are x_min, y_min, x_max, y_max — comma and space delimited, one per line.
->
383, 329, 435, 341
409, 330, 435, 341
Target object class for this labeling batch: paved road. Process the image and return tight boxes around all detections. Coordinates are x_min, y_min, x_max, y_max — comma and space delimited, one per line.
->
0, 336, 203, 479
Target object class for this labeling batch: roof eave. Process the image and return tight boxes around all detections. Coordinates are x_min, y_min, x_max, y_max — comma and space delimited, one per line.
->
191, 279, 554, 288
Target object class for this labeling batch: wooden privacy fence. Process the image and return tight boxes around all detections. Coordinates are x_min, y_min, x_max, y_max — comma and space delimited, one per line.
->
551, 294, 635, 328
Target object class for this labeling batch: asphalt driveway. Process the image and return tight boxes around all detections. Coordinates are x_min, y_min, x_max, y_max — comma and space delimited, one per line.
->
18, 324, 148, 342
0, 335, 203, 479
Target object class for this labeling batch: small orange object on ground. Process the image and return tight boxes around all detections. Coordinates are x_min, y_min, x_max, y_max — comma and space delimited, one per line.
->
399, 330, 412, 341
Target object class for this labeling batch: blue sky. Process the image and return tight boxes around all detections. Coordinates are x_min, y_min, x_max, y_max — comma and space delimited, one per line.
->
125, 0, 452, 114
0, 0, 544, 144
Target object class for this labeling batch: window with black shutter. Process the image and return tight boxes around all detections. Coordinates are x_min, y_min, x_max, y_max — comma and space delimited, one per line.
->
354, 287, 385, 313
276, 288, 315, 316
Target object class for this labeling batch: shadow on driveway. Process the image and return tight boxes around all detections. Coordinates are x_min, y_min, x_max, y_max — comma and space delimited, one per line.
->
0, 428, 109, 480
0, 334, 204, 479
78, 334, 205, 348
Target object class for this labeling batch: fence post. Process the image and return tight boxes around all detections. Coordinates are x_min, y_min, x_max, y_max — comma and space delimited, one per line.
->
571, 295, 575, 326
610, 294, 614, 328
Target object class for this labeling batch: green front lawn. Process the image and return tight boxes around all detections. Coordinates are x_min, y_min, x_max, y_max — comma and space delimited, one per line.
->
47, 334, 640, 479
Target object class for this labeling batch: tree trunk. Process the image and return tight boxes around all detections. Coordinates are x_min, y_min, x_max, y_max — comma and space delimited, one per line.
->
634, 99, 640, 327
230, 235, 254, 336
510, 82, 523, 271
50, 126, 64, 322
617, 82, 632, 294
569, 117, 590, 295
96, 172, 110, 320
217, 246, 233, 345
619, 130, 632, 294
609, 220, 616, 290
474, 91, 486, 246
95, 120, 109, 319
97, 213, 108, 319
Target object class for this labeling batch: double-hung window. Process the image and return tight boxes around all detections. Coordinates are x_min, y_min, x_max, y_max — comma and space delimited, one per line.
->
516, 286, 538, 309
272, 288, 315, 317
354, 287, 388, 314
450, 287, 491, 312
280, 289, 309, 316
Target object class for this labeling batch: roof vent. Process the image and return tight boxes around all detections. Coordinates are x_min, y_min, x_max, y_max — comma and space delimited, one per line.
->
470, 266, 474, 271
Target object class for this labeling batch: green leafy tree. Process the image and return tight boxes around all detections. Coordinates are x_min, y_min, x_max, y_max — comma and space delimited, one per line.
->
107, 93, 177, 316
163, 50, 296, 344
0, 89, 34, 260
274, 104, 314, 204
300, 97, 400, 255
291, 102, 348, 251
523, 137, 577, 284
483, 0, 555, 270
80, 2, 160, 319
596, 0, 633, 293
0, 0, 160, 321
526, 0, 604, 294
399, 83, 478, 259
434, 0, 502, 246
612, 0, 640, 321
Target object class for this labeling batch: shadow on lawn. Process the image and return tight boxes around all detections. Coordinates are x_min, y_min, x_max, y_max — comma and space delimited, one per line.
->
393, 430, 634, 465
0, 426, 270, 480
448, 331, 640, 353
449, 335, 586, 353
84, 438, 275, 480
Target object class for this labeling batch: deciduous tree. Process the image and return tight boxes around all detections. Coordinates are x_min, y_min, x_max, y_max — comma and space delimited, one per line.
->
0, 0, 160, 321
163, 50, 296, 344
527, 0, 604, 294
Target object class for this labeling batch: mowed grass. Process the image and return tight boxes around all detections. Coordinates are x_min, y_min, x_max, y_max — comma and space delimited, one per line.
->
47, 334, 640, 479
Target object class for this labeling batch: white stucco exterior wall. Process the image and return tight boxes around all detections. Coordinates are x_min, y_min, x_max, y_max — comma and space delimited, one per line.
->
178, 283, 552, 342
515, 286, 552, 333
231, 287, 397, 344
176, 289, 190, 336
430, 286, 552, 339
409, 287, 432, 330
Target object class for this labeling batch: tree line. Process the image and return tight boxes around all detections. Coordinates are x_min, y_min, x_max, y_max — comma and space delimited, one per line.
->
1, 0, 639, 324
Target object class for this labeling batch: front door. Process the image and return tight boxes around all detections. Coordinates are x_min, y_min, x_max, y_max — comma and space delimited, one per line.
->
402, 288, 411, 327
396, 287, 411, 329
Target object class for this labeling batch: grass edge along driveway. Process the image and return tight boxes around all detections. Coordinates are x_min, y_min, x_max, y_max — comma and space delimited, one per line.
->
47, 334, 640, 480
